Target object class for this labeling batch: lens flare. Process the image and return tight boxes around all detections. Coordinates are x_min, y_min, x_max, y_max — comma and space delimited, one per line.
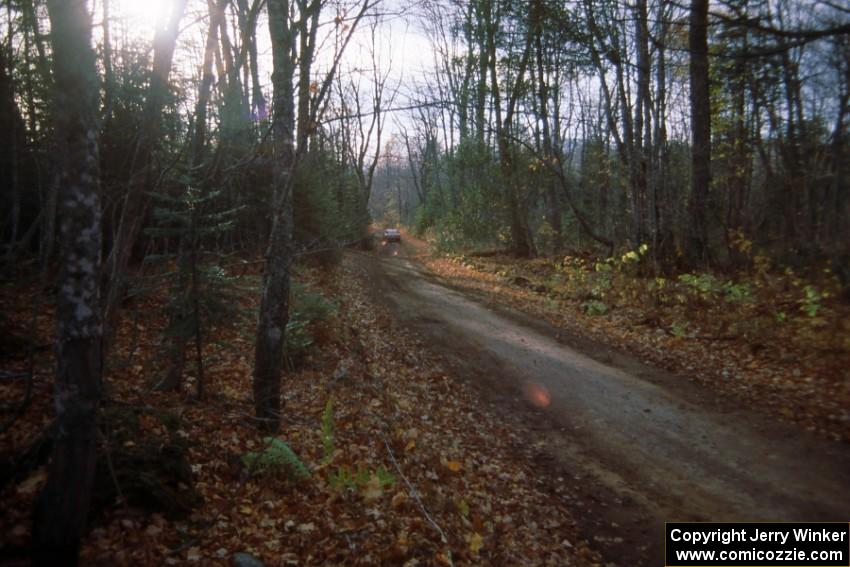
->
523, 382, 551, 408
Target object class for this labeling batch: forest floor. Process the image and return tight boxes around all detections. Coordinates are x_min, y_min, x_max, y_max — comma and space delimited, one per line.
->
0, 258, 601, 566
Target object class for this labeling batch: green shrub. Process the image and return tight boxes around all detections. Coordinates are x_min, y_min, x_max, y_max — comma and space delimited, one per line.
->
286, 283, 336, 357
721, 281, 751, 303
678, 273, 721, 296
242, 437, 310, 480
800, 285, 826, 317
582, 300, 609, 316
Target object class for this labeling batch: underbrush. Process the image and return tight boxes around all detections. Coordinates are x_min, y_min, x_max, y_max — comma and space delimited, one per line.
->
450, 246, 849, 357
429, 245, 850, 441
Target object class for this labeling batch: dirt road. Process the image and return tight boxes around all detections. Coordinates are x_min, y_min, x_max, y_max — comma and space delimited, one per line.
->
356, 240, 850, 566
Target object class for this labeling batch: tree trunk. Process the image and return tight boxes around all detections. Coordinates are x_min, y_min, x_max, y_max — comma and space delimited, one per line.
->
0, 49, 23, 251
235, 0, 266, 122
159, 0, 224, 390
532, 0, 562, 253
102, 0, 115, 123
653, 4, 674, 263
296, 0, 320, 149
16, 0, 59, 270
634, 0, 652, 247
474, 0, 490, 145
486, 3, 536, 257
101, 0, 187, 355
688, 0, 711, 266
32, 1, 103, 564
254, 0, 297, 432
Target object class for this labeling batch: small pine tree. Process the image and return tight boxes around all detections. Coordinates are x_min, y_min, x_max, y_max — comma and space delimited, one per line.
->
143, 185, 242, 398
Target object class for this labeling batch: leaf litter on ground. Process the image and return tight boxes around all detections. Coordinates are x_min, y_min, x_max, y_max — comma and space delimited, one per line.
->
0, 260, 601, 566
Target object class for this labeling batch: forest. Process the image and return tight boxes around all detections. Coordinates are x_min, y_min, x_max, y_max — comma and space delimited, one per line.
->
1, 0, 849, 565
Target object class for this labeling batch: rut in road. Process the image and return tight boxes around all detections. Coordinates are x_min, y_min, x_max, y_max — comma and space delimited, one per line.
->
358, 241, 850, 567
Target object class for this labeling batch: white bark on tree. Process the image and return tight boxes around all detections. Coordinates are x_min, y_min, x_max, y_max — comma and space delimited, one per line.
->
32, 1, 103, 564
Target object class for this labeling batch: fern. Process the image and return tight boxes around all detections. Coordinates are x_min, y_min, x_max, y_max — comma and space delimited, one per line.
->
328, 464, 396, 493
374, 466, 396, 488
328, 465, 357, 491
242, 437, 310, 480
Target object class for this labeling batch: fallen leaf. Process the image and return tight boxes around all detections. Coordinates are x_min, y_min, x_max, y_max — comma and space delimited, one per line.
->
17, 468, 47, 495
391, 491, 407, 508
362, 475, 384, 502
186, 546, 201, 561
467, 532, 484, 555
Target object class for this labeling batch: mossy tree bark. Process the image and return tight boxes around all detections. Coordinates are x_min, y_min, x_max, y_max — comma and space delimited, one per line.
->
32, 1, 103, 564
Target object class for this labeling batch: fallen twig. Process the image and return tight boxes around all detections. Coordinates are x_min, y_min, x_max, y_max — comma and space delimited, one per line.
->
378, 431, 451, 553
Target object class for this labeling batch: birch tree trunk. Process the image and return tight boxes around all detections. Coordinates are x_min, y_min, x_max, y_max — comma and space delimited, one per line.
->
32, 1, 103, 563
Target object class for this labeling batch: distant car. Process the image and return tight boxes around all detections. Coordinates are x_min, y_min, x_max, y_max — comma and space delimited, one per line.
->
383, 228, 401, 243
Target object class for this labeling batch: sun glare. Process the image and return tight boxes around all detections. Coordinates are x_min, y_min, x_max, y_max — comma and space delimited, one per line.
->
111, 0, 172, 32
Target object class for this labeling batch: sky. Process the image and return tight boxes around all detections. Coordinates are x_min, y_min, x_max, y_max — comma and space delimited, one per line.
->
105, 0, 432, 96
104, 0, 433, 145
